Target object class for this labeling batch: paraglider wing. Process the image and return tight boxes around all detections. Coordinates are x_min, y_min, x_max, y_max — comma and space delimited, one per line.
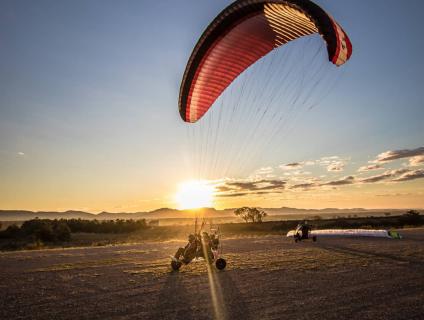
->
179, 0, 352, 123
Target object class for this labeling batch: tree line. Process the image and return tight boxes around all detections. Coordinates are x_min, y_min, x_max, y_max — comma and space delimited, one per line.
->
0, 218, 149, 244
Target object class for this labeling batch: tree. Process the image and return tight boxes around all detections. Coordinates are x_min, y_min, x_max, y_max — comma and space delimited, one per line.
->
234, 207, 249, 223
401, 210, 422, 225
234, 207, 267, 223
406, 209, 420, 216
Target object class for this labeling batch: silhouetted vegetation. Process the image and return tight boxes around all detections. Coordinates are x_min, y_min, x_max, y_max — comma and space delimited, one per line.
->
65, 218, 148, 234
0, 218, 148, 250
399, 210, 421, 225
234, 207, 267, 223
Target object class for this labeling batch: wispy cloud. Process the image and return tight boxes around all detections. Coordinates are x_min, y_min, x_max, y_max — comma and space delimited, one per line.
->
250, 166, 275, 179
281, 157, 348, 172
327, 162, 345, 172
358, 164, 383, 172
359, 169, 408, 184
374, 147, 424, 163
226, 179, 286, 192
290, 182, 317, 190
375, 192, 413, 197
216, 192, 249, 198
409, 155, 424, 167
392, 169, 424, 182
290, 175, 354, 190
322, 176, 355, 186
316, 156, 349, 172
280, 162, 303, 170
254, 167, 274, 175
283, 170, 311, 176
216, 179, 286, 197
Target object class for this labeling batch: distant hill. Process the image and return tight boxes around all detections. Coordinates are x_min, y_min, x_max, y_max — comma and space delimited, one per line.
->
0, 208, 232, 221
0, 210, 94, 221
0, 207, 412, 221
96, 208, 234, 220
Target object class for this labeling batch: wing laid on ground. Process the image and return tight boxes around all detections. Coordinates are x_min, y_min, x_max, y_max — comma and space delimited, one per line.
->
286, 229, 402, 239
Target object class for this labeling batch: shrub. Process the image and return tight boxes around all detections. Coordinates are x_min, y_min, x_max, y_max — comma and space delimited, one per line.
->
0, 225, 21, 239
63, 218, 147, 234
54, 222, 71, 241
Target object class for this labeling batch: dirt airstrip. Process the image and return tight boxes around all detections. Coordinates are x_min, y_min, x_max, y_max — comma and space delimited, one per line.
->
1, 229, 423, 320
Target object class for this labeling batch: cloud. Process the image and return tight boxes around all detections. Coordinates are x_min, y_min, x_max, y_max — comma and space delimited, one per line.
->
255, 167, 274, 175
322, 176, 355, 186
216, 185, 232, 192
250, 167, 276, 179
17, 152, 25, 156
216, 192, 248, 198
392, 169, 424, 182
327, 162, 345, 172
227, 181, 257, 190
216, 179, 287, 198
409, 155, 424, 167
321, 156, 339, 161
290, 176, 354, 190
357, 164, 383, 172
280, 162, 303, 170
290, 183, 318, 190
359, 168, 409, 184
374, 147, 424, 163
375, 193, 413, 197
283, 170, 311, 176
281, 156, 348, 173
315, 156, 349, 172
255, 180, 286, 190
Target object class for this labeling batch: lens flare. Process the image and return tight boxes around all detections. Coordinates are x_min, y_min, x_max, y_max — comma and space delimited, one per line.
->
175, 180, 214, 210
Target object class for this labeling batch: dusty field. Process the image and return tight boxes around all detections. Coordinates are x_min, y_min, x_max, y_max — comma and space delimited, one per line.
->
0, 229, 423, 320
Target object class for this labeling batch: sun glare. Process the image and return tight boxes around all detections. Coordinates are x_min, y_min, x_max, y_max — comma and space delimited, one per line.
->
175, 180, 214, 210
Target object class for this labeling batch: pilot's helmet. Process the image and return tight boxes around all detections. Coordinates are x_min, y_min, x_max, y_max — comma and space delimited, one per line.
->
188, 234, 195, 242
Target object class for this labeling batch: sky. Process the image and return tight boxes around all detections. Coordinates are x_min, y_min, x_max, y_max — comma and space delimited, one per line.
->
0, 0, 423, 212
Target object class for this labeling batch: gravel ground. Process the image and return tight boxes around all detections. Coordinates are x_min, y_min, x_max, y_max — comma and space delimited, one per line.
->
0, 228, 423, 320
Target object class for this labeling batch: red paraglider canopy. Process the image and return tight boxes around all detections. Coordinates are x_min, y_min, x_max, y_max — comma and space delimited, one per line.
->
179, 0, 352, 123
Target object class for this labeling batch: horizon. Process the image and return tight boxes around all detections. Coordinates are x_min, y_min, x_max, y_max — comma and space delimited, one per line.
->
1, 205, 422, 216
1, 0, 424, 212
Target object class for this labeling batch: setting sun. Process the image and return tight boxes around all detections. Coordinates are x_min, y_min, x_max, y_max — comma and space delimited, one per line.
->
175, 180, 214, 210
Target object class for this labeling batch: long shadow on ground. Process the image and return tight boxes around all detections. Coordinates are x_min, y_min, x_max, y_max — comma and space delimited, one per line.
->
215, 271, 252, 320
317, 242, 424, 268
147, 269, 218, 320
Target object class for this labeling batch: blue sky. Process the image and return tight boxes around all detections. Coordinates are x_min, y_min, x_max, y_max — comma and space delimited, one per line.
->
0, 0, 423, 211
